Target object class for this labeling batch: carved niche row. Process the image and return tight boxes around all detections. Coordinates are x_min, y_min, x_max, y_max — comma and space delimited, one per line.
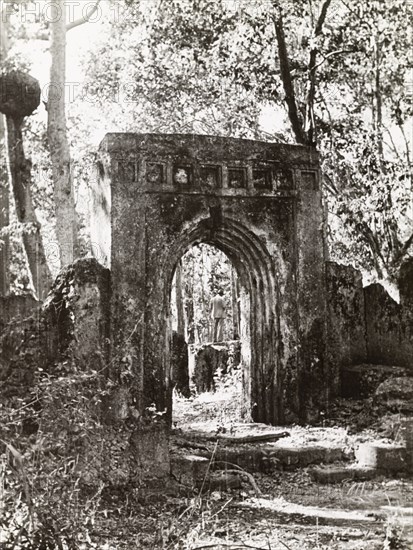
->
117, 159, 293, 192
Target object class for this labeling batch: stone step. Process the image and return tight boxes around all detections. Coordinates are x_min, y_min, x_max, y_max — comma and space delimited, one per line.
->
309, 464, 377, 484
212, 444, 346, 473
355, 442, 412, 473
172, 443, 348, 484
235, 497, 386, 528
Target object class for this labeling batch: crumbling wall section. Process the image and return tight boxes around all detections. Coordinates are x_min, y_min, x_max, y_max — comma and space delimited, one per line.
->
1, 258, 170, 487
42, 258, 111, 369
325, 262, 367, 395
364, 259, 413, 369
327, 259, 413, 380
364, 284, 402, 365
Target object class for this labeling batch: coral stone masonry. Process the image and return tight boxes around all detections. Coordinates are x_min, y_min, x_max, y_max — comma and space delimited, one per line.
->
91, 133, 328, 425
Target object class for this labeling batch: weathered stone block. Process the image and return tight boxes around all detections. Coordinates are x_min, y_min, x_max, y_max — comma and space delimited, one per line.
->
130, 424, 170, 484
355, 442, 409, 473
206, 471, 242, 491
309, 465, 376, 484
43, 258, 111, 370
213, 444, 344, 472
171, 454, 209, 486
193, 343, 229, 392
375, 377, 413, 402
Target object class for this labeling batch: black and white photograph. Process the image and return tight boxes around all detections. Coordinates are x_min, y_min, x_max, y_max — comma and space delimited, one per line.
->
0, 0, 412, 548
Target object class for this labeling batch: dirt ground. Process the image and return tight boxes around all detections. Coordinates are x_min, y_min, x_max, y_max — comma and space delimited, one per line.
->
86, 385, 413, 550
91, 471, 412, 549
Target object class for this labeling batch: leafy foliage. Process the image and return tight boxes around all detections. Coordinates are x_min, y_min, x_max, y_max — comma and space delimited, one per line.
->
83, 0, 412, 287
0, 363, 106, 549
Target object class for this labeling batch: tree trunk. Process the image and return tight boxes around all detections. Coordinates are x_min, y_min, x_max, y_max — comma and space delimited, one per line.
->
231, 266, 239, 339
274, 0, 332, 147
47, 0, 78, 267
175, 259, 185, 336
0, 6, 10, 295
0, 114, 9, 295
273, 10, 307, 145
5, 116, 52, 299
185, 276, 195, 345
374, 31, 384, 161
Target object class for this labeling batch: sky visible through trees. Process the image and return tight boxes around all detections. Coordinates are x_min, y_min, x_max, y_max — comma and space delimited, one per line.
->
0, 0, 411, 297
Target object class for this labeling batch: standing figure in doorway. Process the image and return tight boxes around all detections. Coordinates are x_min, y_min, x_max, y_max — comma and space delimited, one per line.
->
210, 291, 226, 342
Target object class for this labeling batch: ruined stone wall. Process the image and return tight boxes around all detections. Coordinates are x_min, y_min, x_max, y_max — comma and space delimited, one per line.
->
364, 284, 402, 365
325, 262, 367, 395
364, 260, 413, 369
326, 260, 413, 386
1, 258, 169, 486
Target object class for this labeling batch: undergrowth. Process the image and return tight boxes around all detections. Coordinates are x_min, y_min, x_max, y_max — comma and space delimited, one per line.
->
0, 362, 107, 549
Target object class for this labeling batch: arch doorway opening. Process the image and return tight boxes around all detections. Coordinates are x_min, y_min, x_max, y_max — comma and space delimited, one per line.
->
169, 243, 251, 428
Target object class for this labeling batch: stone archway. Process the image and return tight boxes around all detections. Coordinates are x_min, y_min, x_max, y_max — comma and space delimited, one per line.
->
164, 216, 279, 423
92, 133, 328, 425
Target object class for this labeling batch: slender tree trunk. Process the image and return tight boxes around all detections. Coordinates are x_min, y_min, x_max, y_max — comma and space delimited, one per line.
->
274, 0, 331, 146
374, 31, 384, 161
273, 10, 307, 145
231, 266, 239, 340
185, 277, 195, 345
0, 6, 9, 295
0, 115, 9, 295
175, 259, 185, 336
6, 116, 52, 299
47, 0, 78, 267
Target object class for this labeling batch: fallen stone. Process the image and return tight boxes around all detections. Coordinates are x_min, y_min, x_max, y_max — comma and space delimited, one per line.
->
171, 454, 210, 486
355, 442, 409, 473
192, 343, 229, 393
217, 431, 290, 445
341, 364, 409, 399
375, 377, 413, 402
214, 445, 345, 472
205, 471, 242, 491
309, 465, 376, 484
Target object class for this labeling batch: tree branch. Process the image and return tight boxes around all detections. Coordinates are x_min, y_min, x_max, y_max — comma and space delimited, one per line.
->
272, 9, 307, 145
339, 0, 373, 31
311, 49, 354, 72
398, 122, 412, 166
383, 126, 403, 161
315, 0, 333, 36
66, 0, 102, 32
304, 0, 333, 145
360, 221, 386, 278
